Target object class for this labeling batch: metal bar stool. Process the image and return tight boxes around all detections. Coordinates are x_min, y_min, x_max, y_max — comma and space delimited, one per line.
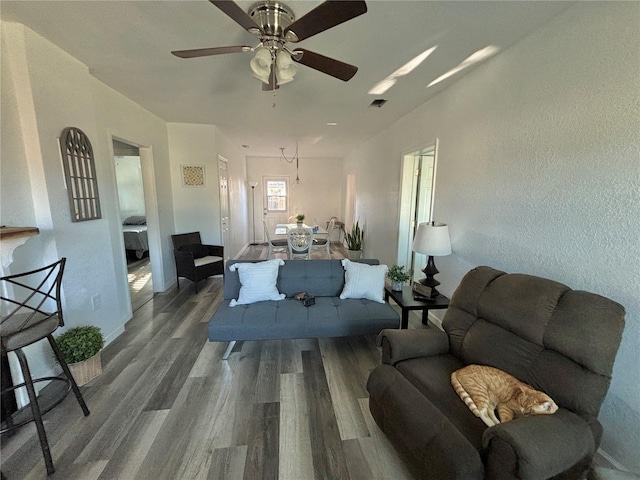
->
0, 258, 90, 475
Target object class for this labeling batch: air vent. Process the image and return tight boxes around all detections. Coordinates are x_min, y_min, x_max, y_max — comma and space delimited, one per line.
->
369, 99, 387, 108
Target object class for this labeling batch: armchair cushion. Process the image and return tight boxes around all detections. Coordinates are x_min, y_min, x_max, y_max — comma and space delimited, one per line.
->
178, 243, 209, 259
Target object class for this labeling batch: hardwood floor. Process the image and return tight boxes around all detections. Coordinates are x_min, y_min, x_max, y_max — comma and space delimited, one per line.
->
127, 257, 153, 312
1, 243, 424, 480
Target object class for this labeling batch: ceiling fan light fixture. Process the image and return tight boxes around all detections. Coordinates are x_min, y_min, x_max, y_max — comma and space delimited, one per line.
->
275, 50, 297, 85
250, 47, 273, 83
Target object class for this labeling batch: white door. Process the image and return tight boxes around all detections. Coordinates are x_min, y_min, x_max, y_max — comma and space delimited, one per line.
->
218, 156, 230, 258
262, 176, 290, 241
397, 143, 437, 282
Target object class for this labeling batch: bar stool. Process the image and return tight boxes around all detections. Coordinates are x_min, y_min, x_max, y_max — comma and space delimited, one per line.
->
0, 258, 90, 475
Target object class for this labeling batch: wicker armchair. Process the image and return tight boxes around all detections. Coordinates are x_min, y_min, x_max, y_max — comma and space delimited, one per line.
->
171, 232, 224, 293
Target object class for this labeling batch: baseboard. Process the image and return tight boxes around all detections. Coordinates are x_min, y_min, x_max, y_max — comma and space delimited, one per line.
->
596, 448, 630, 472
235, 242, 251, 259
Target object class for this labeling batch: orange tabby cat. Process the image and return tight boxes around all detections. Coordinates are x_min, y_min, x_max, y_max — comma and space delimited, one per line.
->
451, 364, 558, 427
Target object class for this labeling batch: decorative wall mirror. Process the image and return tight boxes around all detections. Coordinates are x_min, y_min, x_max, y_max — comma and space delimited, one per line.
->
59, 127, 102, 222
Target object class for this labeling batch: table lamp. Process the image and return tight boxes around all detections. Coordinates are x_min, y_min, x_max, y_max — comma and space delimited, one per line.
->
412, 222, 452, 297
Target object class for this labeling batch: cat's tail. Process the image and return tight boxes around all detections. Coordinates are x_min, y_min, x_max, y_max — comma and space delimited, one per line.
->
451, 370, 481, 418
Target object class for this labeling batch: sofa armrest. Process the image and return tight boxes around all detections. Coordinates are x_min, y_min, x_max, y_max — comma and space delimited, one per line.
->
482, 409, 596, 480
377, 328, 449, 365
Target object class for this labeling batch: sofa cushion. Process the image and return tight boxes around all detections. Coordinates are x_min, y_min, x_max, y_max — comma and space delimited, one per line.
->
339, 259, 387, 303
228, 259, 285, 306
208, 297, 399, 342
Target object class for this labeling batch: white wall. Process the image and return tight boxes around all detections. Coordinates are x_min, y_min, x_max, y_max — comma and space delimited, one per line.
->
344, 2, 640, 472
247, 155, 343, 242
1, 22, 175, 380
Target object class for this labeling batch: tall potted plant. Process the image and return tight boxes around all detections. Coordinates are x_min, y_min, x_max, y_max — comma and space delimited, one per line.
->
56, 325, 104, 386
344, 220, 364, 259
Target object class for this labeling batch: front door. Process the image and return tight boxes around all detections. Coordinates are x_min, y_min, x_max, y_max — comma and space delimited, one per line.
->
262, 176, 290, 242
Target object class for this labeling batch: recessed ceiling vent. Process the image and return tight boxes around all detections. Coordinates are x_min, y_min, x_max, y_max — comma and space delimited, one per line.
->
369, 99, 387, 108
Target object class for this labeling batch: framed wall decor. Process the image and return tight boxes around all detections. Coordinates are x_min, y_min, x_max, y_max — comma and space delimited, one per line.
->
181, 164, 205, 187
59, 127, 102, 222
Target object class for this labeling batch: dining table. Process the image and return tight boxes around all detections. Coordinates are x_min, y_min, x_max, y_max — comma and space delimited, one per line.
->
273, 223, 328, 239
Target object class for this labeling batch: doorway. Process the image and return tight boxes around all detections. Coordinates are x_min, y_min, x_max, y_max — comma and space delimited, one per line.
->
397, 142, 438, 282
218, 156, 230, 258
113, 139, 153, 311
261, 176, 291, 242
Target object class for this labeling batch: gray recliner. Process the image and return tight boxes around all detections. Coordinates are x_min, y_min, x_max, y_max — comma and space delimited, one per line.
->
367, 266, 625, 480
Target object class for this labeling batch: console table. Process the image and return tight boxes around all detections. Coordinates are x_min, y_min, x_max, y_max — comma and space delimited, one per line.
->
384, 285, 449, 329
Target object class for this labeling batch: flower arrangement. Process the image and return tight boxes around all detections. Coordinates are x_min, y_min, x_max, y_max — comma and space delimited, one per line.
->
387, 264, 411, 283
295, 213, 305, 222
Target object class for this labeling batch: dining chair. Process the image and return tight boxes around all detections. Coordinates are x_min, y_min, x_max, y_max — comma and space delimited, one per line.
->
311, 218, 336, 258
0, 258, 90, 475
263, 220, 288, 258
287, 227, 314, 259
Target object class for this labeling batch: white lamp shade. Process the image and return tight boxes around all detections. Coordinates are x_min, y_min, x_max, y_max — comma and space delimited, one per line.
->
275, 50, 297, 85
412, 222, 452, 256
250, 48, 272, 84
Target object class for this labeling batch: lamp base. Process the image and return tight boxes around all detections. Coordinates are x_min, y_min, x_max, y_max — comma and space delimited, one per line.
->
418, 255, 441, 298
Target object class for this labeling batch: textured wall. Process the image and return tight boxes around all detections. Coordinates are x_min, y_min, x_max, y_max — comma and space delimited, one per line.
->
345, 2, 640, 471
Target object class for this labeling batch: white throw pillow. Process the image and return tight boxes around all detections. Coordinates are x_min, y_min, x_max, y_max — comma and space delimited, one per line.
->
228, 259, 285, 306
339, 259, 388, 304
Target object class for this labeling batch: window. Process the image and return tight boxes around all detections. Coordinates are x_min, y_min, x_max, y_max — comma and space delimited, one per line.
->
59, 127, 102, 222
266, 180, 287, 212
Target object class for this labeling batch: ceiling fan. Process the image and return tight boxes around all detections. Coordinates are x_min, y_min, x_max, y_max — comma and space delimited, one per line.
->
171, 0, 367, 91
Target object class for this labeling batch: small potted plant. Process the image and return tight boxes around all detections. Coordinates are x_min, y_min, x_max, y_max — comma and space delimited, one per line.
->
388, 264, 411, 291
295, 213, 305, 225
56, 325, 104, 386
344, 220, 364, 259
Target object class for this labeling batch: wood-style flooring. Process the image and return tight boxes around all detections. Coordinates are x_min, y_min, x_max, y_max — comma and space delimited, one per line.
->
1, 243, 425, 480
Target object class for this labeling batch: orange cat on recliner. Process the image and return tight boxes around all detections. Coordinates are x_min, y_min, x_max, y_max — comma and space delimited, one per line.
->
451, 364, 558, 427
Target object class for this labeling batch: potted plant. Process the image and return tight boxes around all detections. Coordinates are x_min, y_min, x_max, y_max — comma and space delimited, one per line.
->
388, 264, 411, 291
344, 220, 364, 259
295, 213, 305, 225
56, 325, 104, 386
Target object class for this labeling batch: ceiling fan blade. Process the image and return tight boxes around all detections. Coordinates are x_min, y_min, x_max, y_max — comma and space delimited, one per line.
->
209, 0, 261, 33
172, 46, 251, 58
294, 49, 358, 81
262, 66, 279, 91
284, 0, 367, 43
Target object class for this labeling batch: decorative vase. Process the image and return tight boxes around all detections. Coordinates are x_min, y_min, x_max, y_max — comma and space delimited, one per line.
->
392, 281, 403, 291
68, 350, 102, 386
297, 221, 303, 226
347, 249, 362, 260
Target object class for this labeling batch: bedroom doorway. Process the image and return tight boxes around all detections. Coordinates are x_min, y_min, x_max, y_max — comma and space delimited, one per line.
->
113, 139, 153, 311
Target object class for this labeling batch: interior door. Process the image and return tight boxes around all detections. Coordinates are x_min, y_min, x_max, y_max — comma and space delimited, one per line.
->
218, 156, 230, 258
397, 143, 437, 281
262, 176, 290, 241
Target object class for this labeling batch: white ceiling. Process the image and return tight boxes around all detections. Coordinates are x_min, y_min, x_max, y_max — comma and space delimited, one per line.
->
1, 1, 571, 157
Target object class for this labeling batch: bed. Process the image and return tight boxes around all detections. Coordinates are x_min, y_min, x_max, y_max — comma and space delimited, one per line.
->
122, 216, 148, 259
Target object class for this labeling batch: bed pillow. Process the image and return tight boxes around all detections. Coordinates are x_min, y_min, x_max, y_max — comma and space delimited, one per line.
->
123, 215, 146, 225
228, 259, 285, 306
178, 244, 209, 259
339, 259, 388, 304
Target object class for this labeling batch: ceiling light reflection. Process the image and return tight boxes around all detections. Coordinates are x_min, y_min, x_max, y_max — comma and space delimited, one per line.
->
427, 45, 499, 88
368, 45, 438, 95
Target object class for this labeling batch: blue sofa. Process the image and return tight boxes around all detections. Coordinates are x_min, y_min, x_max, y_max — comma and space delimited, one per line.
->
208, 259, 401, 359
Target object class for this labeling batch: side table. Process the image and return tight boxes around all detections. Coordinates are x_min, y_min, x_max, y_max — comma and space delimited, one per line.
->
384, 285, 450, 329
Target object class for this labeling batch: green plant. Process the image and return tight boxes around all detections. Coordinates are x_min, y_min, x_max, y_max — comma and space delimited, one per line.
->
56, 326, 104, 364
295, 213, 305, 222
344, 220, 365, 251
388, 264, 410, 282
